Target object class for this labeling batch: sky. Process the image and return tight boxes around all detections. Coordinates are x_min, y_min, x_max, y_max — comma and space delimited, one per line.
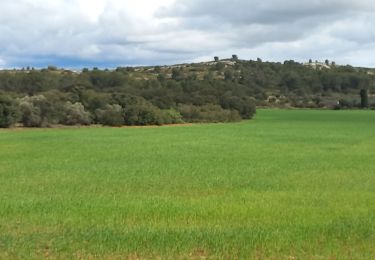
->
0, 0, 374, 68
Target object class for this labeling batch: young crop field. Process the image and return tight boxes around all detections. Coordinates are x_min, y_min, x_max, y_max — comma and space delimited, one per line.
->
0, 109, 374, 258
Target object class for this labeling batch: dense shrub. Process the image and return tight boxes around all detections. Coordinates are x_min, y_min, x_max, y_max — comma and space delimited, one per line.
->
96, 104, 124, 126
177, 104, 241, 123
19, 95, 54, 127
61, 102, 91, 125
160, 109, 184, 124
124, 100, 164, 126
336, 99, 358, 109
360, 89, 369, 108
0, 95, 19, 128
220, 95, 256, 119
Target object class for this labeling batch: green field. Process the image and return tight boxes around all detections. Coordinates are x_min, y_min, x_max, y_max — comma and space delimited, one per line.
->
0, 109, 375, 258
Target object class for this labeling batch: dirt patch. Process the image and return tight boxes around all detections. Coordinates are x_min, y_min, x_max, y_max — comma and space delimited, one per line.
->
119, 123, 194, 129
0, 123, 195, 131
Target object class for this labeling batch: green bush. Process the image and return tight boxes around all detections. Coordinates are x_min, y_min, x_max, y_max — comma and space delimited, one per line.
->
177, 104, 241, 123
160, 109, 184, 124
19, 95, 53, 127
0, 95, 19, 128
360, 89, 369, 108
124, 104, 162, 126
61, 102, 91, 125
122, 97, 164, 126
220, 95, 256, 119
96, 104, 124, 126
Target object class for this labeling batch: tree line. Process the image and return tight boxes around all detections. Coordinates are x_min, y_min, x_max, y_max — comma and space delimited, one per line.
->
0, 58, 374, 128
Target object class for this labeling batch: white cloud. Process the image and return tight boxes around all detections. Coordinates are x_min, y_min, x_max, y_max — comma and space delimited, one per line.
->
0, 0, 375, 67
0, 58, 6, 68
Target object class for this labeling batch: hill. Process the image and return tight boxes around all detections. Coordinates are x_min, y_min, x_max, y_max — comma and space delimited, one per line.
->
0, 57, 374, 128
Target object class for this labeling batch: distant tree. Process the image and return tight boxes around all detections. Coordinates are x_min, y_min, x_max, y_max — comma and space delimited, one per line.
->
360, 89, 369, 108
0, 95, 19, 128
154, 66, 161, 73
157, 73, 166, 83
214, 56, 219, 62
120, 96, 164, 126
220, 95, 256, 119
282, 71, 301, 91
47, 65, 58, 71
214, 62, 225, 71
19, 98, 42, 127
171, 68, 185, 81
61, 102, 91, 125
309, 59, 313, 64
224, 70, 233, 81
96, 104, 124, 126
79, 90, 111, 113
232, 54, 238, 61
337, 98, 355, 109
19, 95, 54, 127
161, 109, 184, 124
204, 72, 215, 82
257, 58, 262, 63
325, 59, 330, 66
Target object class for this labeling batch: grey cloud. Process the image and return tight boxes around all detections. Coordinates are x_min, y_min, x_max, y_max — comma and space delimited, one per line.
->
0, 0, 375, 68
160, 0, 375, 24
327, 14, 375, 44
156, 0, 375, 67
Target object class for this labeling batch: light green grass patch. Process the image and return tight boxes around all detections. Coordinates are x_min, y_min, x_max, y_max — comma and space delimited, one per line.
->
0, 109, 375, 258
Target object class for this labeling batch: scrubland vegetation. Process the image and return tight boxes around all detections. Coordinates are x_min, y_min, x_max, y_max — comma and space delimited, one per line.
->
1, 58, 374, 128
0, 110, 374, 258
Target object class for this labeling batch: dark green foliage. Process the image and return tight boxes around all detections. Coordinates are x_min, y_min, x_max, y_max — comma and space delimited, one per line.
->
19, 95, 55, 127
96, 104, 124, 126
1, 58, 374, 127
122, 100, 183, 126
335, 98, 360, 110
160, 109, 184, 124
61, 102, 91, 125
47, 65, 58, 71
360, 89, 369, 108
282, 71, 301, 91
224, 70, 233, 81
171, 68, 185, 81
177, 104, 241, 123
122, 97, 165, 126
0, 95, 19, 128
157, 73, 166, 83
214, 62, 225, 71
79, 90, 111, 113
220, 95, 256, 119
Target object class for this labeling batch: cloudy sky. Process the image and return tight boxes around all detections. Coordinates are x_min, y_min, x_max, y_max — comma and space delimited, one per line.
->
0, 0, 374, 68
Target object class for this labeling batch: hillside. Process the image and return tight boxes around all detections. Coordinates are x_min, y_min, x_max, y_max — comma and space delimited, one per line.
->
0, 57, 374, 128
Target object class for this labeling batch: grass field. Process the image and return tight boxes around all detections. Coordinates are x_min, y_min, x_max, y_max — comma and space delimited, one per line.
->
0, 109, 375, 259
